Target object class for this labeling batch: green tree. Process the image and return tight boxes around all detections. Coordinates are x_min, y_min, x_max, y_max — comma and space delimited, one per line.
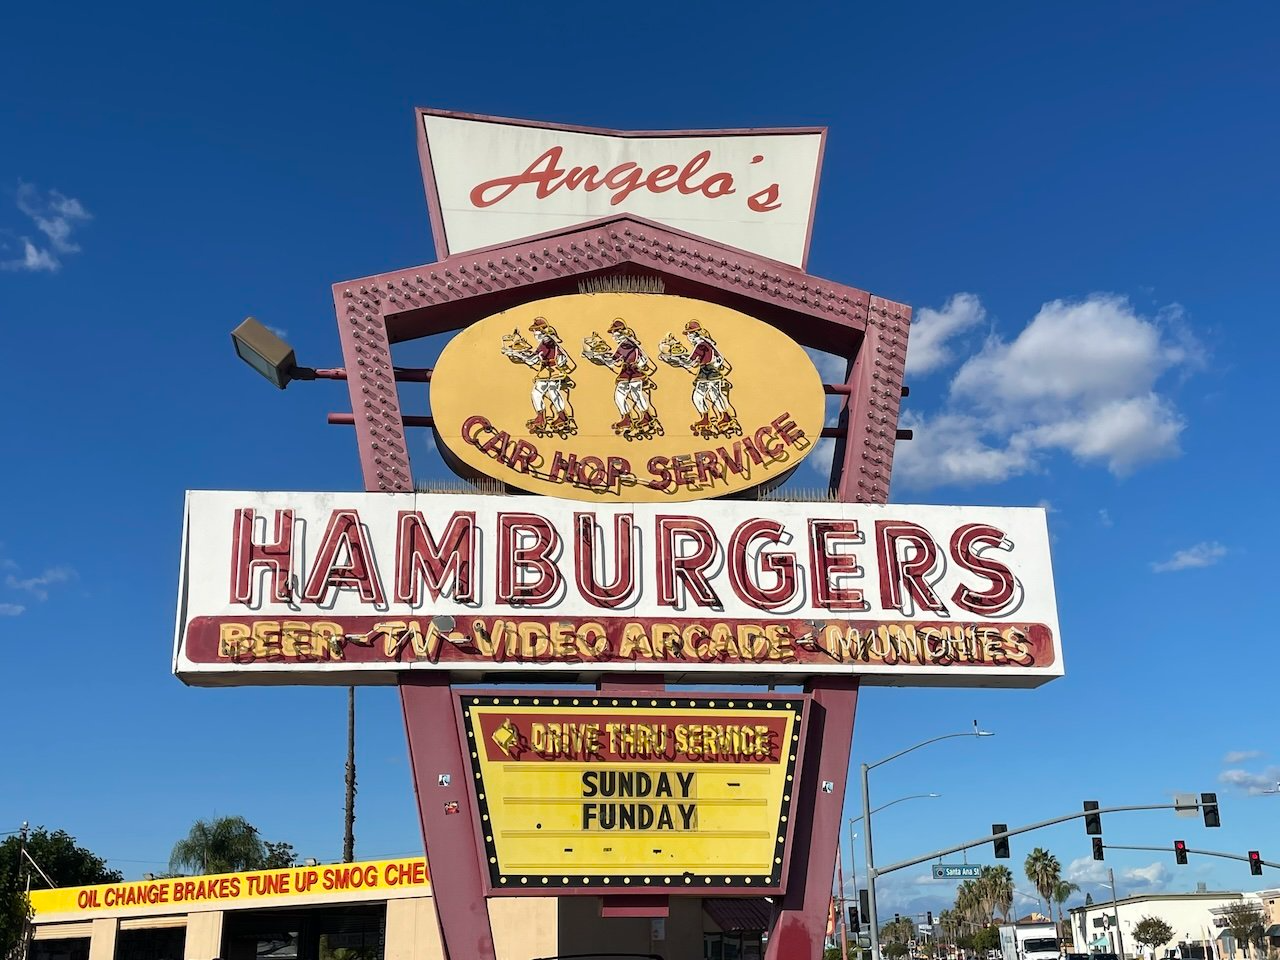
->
262, 842, 296, 869
170, 816, 266, 875
1024, 848, 1062, 928
982, 865, 1015, 922
1054, 880, 1080, 940
974, 926, 1002, 952
885, 943, 909, 959
1133, 916, 1175, 957
1, 828, 122, 956
881, 916, 917, 944
1221, 903, 1265, 959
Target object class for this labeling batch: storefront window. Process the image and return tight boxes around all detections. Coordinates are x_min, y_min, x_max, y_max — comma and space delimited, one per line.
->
31, 938, 90, 960
223, 905, 384, 960
116, 927, 186, 960
704, 933, 762, 960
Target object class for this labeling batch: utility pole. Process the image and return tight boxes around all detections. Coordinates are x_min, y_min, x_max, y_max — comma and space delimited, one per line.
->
839, 847, 850, 960
1107, 868, 1126, 960
17, 822, 29, 893
862, 763, 880, 960
343, 686, 356, 862
849, 821, 861, 960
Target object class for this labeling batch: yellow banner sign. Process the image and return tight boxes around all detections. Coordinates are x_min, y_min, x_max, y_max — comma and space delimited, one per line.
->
429, 293, 826, 502
29, 858, 429, 917
460, 695, 804, 890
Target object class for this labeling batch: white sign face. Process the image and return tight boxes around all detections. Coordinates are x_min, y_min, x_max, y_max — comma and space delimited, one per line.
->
419, 111, 825, 268
175, 492, 1062, 688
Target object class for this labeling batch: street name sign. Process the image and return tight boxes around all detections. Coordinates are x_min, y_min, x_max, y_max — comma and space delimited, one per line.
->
932, 863, 985, 879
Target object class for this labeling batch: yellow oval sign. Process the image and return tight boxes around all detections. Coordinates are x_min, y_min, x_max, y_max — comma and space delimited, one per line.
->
430, 293, 825, 503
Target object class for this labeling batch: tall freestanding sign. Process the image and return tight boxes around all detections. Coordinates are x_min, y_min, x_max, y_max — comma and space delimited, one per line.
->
180, 109, 1062, 960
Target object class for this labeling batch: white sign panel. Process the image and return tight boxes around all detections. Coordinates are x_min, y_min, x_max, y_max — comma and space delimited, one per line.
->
175, 492, 1061, 688
419, 111, 825, 268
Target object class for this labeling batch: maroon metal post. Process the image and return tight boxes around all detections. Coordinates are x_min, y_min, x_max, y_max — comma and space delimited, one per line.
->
401, 677, 499, 960
764, 677, 860, 960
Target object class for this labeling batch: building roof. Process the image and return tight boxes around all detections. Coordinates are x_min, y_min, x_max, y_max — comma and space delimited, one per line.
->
703, 898, 772, 932
1069, 892, 1243, 914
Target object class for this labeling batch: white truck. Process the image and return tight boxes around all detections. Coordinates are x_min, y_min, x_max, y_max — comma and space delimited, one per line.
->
999, 922, 1060, 960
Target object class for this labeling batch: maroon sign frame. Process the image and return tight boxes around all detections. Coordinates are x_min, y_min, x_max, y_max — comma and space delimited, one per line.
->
324, 110, 907, 960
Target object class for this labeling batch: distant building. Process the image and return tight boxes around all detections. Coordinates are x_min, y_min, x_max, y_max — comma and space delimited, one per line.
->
1068, 891, 1245, 960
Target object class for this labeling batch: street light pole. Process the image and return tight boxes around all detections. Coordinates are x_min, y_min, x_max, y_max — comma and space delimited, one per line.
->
862, 763, 879, 960
864, 726, 993, 960
850, 795, 939, 959
1107, 868, 1126, 960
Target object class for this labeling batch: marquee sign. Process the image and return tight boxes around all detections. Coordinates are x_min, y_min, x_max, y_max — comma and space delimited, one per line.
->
429, 292, 826, 502
455, 694, 805, 892
418, 110, 825, 268
174, 491, 1061, 687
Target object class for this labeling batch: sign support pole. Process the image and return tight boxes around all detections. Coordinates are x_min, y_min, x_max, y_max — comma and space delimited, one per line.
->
401, 676, 498, 960
765, 677, 859, 960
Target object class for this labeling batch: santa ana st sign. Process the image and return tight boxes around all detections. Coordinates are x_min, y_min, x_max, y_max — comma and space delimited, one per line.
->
932, 863, 985, 879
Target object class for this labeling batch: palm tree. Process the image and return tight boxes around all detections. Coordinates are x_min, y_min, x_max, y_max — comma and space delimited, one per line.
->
983, 865, 1015, 921
170, 816, 265, 875
1053, 880, 1080, 940
1024, 848, 1062, 930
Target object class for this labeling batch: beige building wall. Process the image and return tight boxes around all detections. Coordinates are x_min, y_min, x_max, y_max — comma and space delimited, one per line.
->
385, 897, 446, 960
183, 911, 221, 960
86, 919, 116, 960
488, 898, 558, 960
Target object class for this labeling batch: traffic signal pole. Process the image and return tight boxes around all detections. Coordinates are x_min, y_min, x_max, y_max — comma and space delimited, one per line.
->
1103, 844, 1277, 870
871, 801, 1197, 878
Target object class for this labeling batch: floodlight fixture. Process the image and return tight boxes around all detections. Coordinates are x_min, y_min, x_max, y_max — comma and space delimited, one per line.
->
231, 317, 300, 389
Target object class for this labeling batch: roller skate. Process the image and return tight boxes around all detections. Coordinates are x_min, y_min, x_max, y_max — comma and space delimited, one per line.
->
548, 412, 577, 438
526, 412, 549, 437
691, 413, 716, 440
611, 416, 633, 436
623, 413, 663, 441
715, 413, 741, 437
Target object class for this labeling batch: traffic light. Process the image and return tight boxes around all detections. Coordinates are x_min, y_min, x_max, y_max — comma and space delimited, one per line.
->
849, 906, 861, 932
1249, 851, 1263, 876
1174, 840, 1188, 865
1092, 837, 1105, 861
993, 824, 1010, 859
860, 888, 871, 918
927, 911, 934, 925
1084, 800, 1102, 835
1202, 792, 1220, 828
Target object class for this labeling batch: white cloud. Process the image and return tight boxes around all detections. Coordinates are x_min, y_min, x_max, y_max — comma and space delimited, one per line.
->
1067, 856, 1170, 891
1066, 856, 1109, 885
896, 294, 1197, 489
1123, 862, 1170, 888
892, 411, 1036, 488
6, 565, 75, 601
804, 347, 847, 385
0, 603, 25, 616
906, 292, 986, 376
1, 183, 91, 273
1223, 750, 1262, 764
1151, 541, 1227, 573
1219, 766, 1280, 796
1098, 509, 1113, 528
1, 238, 59, 273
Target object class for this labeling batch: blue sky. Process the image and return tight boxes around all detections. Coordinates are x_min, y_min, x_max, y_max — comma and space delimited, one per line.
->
2, 0, 1278, 921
